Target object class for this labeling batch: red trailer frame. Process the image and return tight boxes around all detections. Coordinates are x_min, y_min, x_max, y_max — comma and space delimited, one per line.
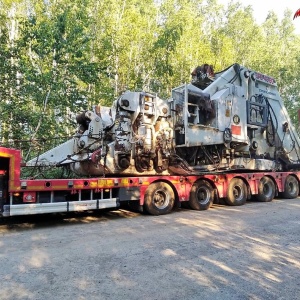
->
0, 146, 299, 217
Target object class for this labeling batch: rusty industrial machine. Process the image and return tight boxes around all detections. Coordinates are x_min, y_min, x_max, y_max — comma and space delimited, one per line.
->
26, 63, 300, 176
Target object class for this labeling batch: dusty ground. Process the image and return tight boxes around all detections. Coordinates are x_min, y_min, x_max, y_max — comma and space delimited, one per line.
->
0, 198, 300, 300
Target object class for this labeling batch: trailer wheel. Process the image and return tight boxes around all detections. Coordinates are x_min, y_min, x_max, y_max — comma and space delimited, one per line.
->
189, 180, 214, 210
255, 176, 275, 202
144, 182, 175, 215
226, 178, 247, 206
282, 175, 299, 199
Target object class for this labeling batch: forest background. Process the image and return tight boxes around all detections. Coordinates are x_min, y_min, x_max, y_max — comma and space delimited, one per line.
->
1, 0, 300, 159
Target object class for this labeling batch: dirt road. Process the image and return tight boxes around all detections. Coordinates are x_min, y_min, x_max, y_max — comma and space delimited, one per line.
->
0, 198, 300, 300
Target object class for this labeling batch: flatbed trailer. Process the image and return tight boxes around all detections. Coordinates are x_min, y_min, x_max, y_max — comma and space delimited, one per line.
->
1, 146, 299, 217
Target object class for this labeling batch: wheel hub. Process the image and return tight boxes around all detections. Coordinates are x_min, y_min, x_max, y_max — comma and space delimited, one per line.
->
233, 185, 243, 201
153, 190, 170, 209
197, 187, 210, 204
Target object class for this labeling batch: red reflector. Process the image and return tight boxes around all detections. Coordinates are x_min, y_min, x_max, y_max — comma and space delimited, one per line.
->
231, 125, 241, 135
23, 192, 36, 203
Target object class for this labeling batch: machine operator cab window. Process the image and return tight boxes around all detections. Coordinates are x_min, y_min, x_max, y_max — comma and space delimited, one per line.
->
189, 64, 216, 126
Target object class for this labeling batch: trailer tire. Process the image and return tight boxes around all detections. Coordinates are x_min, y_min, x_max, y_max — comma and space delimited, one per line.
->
144, 182, 175, 215
282, 175, 299, 199
226, 178, 247, 206
189, 180, 214, 210
255, 176, 275, 202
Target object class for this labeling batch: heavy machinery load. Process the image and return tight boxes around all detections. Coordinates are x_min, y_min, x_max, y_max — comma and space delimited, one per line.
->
26, 63, 300, 176
2, 63, 300, 217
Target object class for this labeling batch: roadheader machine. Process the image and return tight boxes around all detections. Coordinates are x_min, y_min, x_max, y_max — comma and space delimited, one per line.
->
1, 63, 300, 217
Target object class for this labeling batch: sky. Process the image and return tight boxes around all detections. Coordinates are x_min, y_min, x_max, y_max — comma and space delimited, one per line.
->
219, 0, 300, 33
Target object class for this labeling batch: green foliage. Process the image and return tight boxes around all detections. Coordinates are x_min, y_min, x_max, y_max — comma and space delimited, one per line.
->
21, 164, 81, 179
1, 0, 300, 154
